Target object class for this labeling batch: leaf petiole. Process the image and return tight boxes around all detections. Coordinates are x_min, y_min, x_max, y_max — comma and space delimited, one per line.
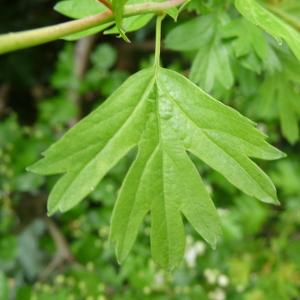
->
154, 14, 165, 69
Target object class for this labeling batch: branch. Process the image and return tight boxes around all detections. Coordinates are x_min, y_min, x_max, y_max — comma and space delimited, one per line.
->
0, 0, 186, 55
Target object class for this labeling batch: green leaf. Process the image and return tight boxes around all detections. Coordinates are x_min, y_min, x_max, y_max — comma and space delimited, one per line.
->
165, 14, 233, 92
235, 0, 300, 61
54, 0, 112, 40
29, 67, 283, 268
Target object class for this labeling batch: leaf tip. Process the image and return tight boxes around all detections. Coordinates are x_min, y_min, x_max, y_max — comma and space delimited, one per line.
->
262, 194, 280, 206
26, 159, 45, 174
115, 250, 126, 265
47, 204, 58, 217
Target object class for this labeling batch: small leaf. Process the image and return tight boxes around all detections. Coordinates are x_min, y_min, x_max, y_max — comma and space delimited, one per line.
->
29, 67, 283, 268
235, 0, 300, 61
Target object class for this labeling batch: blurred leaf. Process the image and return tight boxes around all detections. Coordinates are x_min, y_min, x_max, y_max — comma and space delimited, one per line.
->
222, 18, 267, 73
91, 43, 117, 71
165, 14, 234, 92
257, 71, 300, 144
235, 0, 300, 61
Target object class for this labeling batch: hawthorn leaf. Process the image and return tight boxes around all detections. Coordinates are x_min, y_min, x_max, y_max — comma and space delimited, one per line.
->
29, 67, 284, 268
165, 14, 233, 92
235, 0, 300, 61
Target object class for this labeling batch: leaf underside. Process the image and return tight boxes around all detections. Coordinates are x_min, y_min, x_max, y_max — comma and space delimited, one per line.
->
29, 67, 284, 269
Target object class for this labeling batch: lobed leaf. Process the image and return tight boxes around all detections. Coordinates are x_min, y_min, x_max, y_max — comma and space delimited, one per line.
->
29, 66, 284, 268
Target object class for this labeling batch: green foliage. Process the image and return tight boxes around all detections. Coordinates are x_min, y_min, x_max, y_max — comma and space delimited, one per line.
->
20, 0, 300, 269
222, 18, 268, 73
1, 0, 300, 297
165, 14, 233, 92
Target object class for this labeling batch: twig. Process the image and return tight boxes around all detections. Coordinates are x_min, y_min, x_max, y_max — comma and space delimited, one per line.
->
0, 0, 186, 55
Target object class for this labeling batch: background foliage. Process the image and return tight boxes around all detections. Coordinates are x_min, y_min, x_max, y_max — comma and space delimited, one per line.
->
1, 0, 300, 299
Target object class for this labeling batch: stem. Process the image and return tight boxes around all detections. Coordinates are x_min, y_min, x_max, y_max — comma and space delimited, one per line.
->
154, 14, 165, 68
0, 0, 186, 55
97, 0, 113, 10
